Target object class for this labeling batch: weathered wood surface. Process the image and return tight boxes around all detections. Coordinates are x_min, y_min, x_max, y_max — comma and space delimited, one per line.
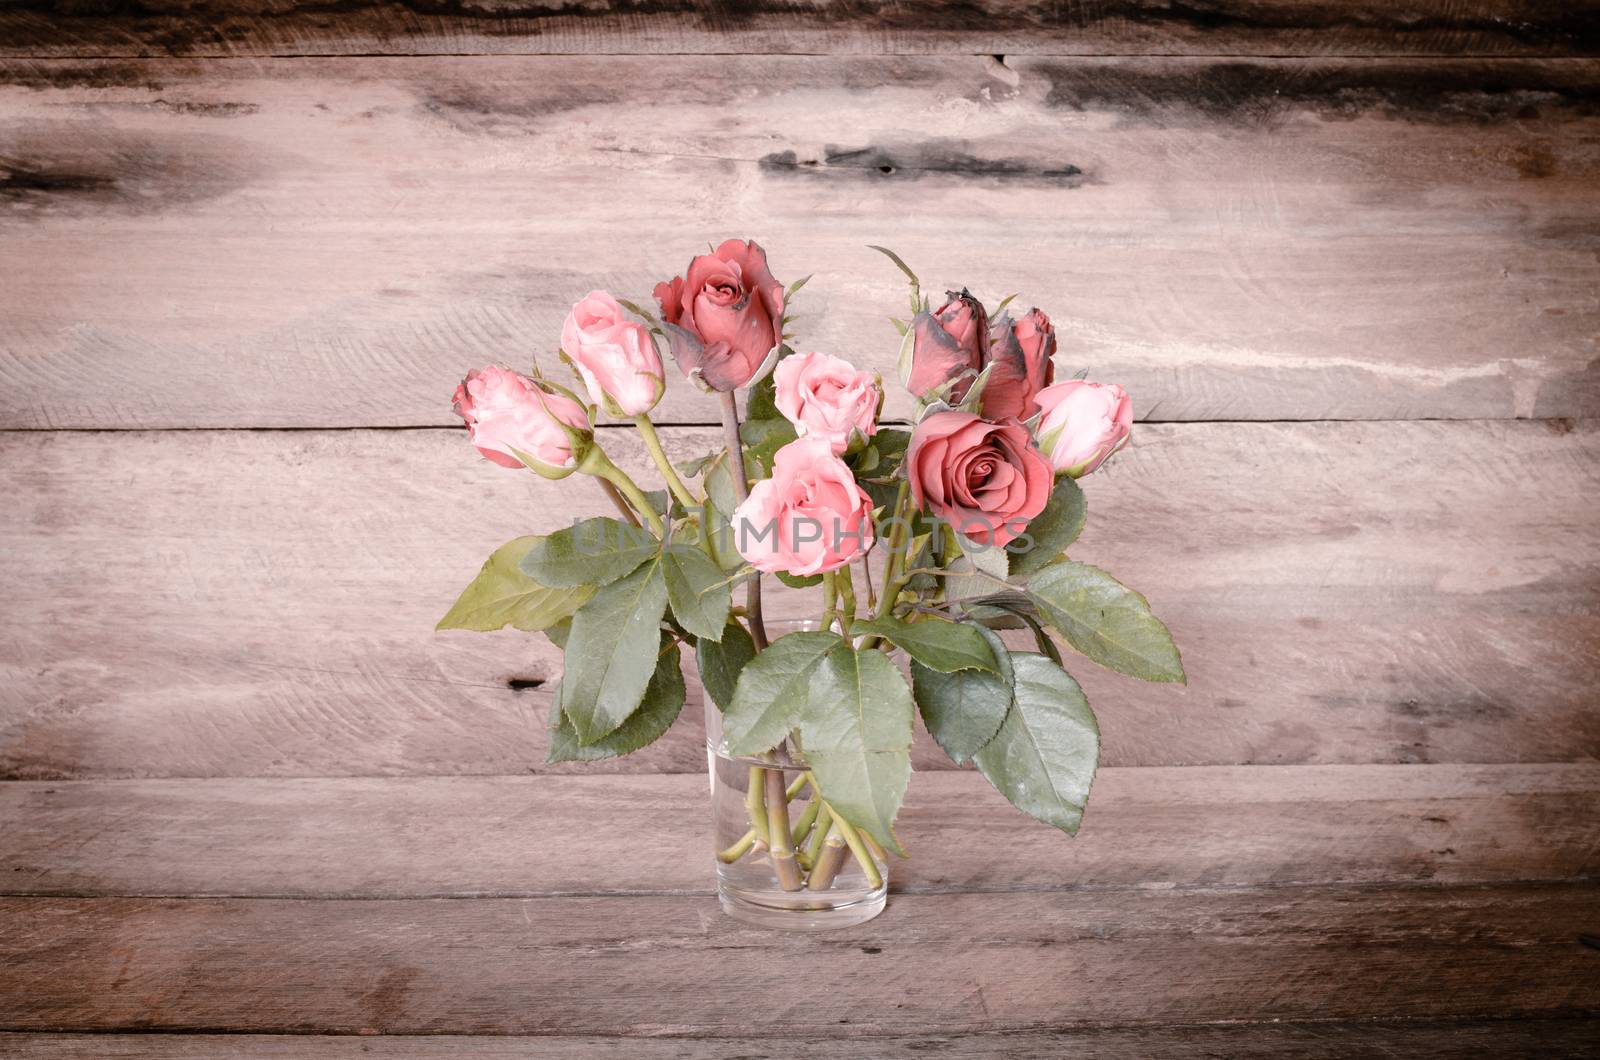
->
5, 1022, 1600, 1059
2, 884, 1595, 1033
2, 766, 1594, 897
4, 1, 1598, 58
2, 56, 1597, 427
3, 420, 1595, 779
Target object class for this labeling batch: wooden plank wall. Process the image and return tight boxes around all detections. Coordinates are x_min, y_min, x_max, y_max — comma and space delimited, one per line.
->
1, 2, 1599, 1054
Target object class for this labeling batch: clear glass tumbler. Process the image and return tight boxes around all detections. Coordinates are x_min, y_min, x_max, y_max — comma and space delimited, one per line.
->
704, 623, 888, 930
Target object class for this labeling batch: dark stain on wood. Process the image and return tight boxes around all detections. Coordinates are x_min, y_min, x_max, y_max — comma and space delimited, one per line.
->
0, 127, 262, 219
1390, 696, 1516, 723
1037, 60, 1600, 126
1102, 0, 1600, 52
0, 62, 164, 91
3, 1, 1599, 57
760, 144, 1092, 187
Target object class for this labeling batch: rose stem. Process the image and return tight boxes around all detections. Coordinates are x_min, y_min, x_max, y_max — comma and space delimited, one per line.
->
858, 555, 876, 612
801, 799, 833, 865
859, 481, 911, 651
633, 413, 699, 511
835, 562, 857, 632
596, 477, 642, 528
789, 785, 822, 848
820, 571, 838, 632
807, 828, 848, 891
718, 773, 808, 863
828, 809, 884, 890
715, 390, 767, 649
764, 762, 804, 891
744, 765, 769, 847
584, 449, 665, 536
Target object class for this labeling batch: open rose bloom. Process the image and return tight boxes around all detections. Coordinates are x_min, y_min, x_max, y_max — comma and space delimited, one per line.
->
441, 242, 1183, 929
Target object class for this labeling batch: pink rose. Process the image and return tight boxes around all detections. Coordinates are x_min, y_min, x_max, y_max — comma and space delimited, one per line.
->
560, 290, 665, 416
731, 437, 875, 576
451, 366, 591, 476
906, 411, 1052, 548
981, 308, 1056, 421
772, 351, 881, 455
1034, 379, 1132, 478
654, 239, 786, 391
903, 289, 986, 401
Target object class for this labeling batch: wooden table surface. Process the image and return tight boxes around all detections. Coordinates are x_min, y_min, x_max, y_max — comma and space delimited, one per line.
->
2, 2, 1599, 1056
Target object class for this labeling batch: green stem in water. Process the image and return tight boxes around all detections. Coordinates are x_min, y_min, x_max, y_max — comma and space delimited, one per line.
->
718, 774, 807, 863
802, 801, 834, 866
807, 828, 848, 892
634, 413, 699, 512
744, 765, 769, 847
827, 808, 884, 890
764, 762, 803, 891
789, 786, 822, 847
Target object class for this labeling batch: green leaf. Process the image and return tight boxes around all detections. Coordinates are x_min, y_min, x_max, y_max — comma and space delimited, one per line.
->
852, 616, 1000, 674
675, 451, 720, 479
723, 630, 843, 756
697, 618, 757, 711
705, 454, 739, 514
1010, 477, 1086, 577
955, 530, 1011, 582
548, 635, 685, 762
867, 244, 920, 286
974, 653, 1099, 835
559, 557, 670, 743
776, 570, 824, 589
661, 545, 731, 641
740, 416, 799, 475
742, 342, 793, 422
911, 625, 1013, 765
521, 517, 659, 589
544, 618, 571, 649
1027, 561, 1185, 683
437, 537, 594, 632
803, 646, 914, 857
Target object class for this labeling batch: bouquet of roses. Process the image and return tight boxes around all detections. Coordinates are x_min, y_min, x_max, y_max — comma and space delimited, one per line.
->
441, 240, 1183, 913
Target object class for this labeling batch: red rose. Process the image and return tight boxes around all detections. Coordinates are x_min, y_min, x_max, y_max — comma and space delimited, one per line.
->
981, 308, 1056, 421
654, 239, 785, 391
906, 411, 1052, 547
902, 289, 986, 402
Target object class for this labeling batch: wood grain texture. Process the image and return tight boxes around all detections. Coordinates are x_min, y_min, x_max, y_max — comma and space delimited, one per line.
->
2, 766, 1595, 897
5, 1022, 1600, 1059
1, 885, 1595, 1033
2, 55, 1597, 427
2, 1, 1597, 58
3, 420, 1596, 779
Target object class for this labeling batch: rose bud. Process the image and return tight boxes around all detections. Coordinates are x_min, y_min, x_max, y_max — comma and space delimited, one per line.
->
901, 289, 987, 402
560, 290, 666, 416
731, 436, 876, 576
907, 411, 1052, 548
1033, 379, 1133, 478
654, 239, 786, 391
773, 351, 882, 455
980, 308, 1056, 421
451, 366, 592, 478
